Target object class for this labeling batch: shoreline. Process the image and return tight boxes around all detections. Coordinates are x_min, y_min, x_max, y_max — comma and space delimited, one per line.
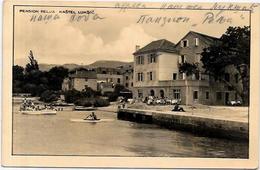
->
117, 108, 248, 140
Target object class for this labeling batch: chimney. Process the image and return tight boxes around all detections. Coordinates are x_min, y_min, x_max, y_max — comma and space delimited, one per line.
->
135, 45, 140, 51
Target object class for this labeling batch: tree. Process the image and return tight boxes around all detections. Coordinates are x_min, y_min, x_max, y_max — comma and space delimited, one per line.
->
201, 26, 250, 105
13, 65, 25, 93
40, 90, 59, 103
179, 62, 199, 76
25, 50, 39, 73
13, 65, 24, 81
47, 66, 69, 91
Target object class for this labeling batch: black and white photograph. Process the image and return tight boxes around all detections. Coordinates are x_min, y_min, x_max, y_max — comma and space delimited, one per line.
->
2, 1, 260, 168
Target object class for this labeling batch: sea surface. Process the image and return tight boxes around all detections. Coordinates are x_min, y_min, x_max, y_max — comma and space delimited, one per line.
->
13, 104, 248, 158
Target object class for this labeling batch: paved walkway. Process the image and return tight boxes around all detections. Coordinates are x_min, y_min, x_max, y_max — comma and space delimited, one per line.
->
99, 103, 248, 123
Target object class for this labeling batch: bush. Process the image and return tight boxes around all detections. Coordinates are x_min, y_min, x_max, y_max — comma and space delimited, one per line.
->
93, 98, 110, 107
74, 98, 110, 107
82, 87, 95, 98
40, 90, 59, 103
108, 93, 118, 102
74, 98, 93, 107
64, 89, 83, 103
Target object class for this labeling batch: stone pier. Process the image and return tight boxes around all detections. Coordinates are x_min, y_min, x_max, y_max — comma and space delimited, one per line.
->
117, 108, 248, 140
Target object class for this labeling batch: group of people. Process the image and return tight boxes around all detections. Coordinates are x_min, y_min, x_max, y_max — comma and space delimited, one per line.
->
20, 98, 62, 111
144, 96, 181, 106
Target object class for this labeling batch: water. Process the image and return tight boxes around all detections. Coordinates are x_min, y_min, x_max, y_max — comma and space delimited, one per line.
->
13, 104, 248, 158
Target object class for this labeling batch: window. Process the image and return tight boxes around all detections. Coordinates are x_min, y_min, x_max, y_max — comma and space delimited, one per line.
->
195, 54, 201, 63
149, 72, 153, 81
173, 73, 177, 80
193, 91, 198, 100
173, 89, 181, 99
102, 71, 107, 74
131, 82, 133, 87
182, 40, 189, 47
179, 55, 186, 63
206, 91, 209, 99
195, 38, 199, 46
126, 76, 129, 80
138, 89, 143, 98
85, 78, 88, 81
224, 73, 230, 82
216, 92, 222, 101
117, 78, 121, 83
136, 56, 144, 65
235, 74, 239, 83
148, 53, 156, 63
137, 73, 144, 81
125, 83, 128, 87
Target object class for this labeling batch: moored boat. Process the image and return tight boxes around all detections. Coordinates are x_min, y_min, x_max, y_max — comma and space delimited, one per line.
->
74, 106, 96, 111
21, 110, 57, 115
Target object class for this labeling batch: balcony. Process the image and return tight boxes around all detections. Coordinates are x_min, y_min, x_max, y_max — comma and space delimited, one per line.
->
134, 79, 209, 88
158, 79, 209, 87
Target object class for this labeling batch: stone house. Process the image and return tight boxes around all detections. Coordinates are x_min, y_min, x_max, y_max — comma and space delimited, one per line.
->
117, 63, 134, 91
132, 31, 242, 105
62, 70, 97, 91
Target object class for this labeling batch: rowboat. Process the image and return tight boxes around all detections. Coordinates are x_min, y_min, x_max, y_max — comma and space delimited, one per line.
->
70, 118, 114, 123
74, 106, 96, 111
21, 110, 57, 115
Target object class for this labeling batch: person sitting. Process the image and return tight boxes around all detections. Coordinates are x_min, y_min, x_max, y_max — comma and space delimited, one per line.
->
84, 112, 98, 120
172, 104, 185, 112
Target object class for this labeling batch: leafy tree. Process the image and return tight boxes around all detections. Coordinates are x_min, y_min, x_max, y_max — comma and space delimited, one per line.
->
201, 26, 250, 105
64, 89, 84, 103
13, 65, 24, 81
25, 50, 39, 73
40, 90, 59, 103
23, 83, 38, 96
179, 62, 199, 76
47, 66, 69, 91
83, 87, 95, 98
114, 84, 126, 95
13, 65, 25, 93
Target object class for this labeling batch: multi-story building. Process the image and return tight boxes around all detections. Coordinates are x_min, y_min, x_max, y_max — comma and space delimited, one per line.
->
62, 69, 97, 91
117, 63, 134, 91
133, 31, 242, 105
95, 67, 123, 86
62, 67, 125, 94
133, 39, 180, 99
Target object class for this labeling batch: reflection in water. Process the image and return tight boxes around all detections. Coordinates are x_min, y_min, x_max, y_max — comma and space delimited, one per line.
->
13, 104, 248, 158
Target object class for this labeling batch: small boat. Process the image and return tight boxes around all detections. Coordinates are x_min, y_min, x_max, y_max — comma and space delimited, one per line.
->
74, 106, 96, 111
70, 118, 114, 123
21, 110, 57, 115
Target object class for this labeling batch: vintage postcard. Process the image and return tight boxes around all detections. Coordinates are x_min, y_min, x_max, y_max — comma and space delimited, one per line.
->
2, 0, 260, 168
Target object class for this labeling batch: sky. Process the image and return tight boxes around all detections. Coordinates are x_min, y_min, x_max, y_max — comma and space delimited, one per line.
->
14, 3, 250, 66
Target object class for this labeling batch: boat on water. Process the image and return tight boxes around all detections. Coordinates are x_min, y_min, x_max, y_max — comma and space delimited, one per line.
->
74, 106, 97, 111
21, 110, 57, 115
70, 118, 114, 123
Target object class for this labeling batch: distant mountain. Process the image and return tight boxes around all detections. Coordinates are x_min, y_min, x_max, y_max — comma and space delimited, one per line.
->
88, 60, 132, 68
39, 64, 60, 72
38, 60, 133, 71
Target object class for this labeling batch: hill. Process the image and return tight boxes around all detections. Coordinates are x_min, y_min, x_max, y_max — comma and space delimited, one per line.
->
88, 60, 132, 68
38, 60, 132, 71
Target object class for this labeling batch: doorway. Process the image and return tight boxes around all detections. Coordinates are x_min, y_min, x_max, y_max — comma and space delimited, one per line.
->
160, 90, 164, 98
225, 92, 229, 105
150, 89, 155, 96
